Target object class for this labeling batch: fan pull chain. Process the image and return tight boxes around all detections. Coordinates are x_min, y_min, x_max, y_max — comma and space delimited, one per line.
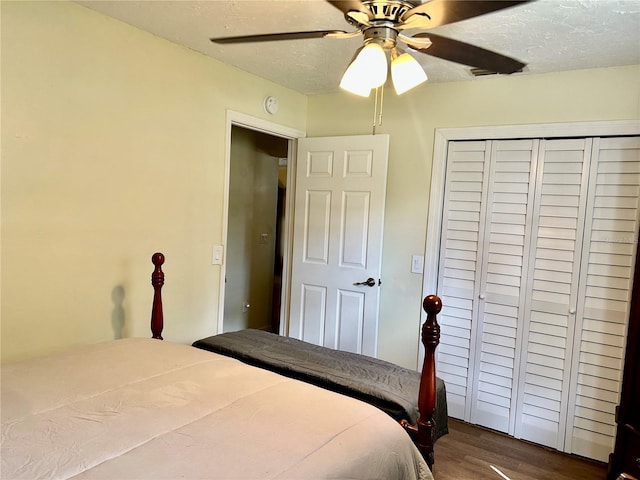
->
372, 86, 385, 135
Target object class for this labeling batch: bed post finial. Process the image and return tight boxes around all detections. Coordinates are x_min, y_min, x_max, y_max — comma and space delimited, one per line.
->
151, 252, 165, 340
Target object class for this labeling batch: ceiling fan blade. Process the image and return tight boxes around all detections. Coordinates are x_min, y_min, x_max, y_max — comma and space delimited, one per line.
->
412, 33, 525, 74
402, 0, 532, 29
325, 0, 373, 20
210, 30, 348, 44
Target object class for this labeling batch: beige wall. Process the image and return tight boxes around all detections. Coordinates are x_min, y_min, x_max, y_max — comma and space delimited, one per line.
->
307, 64, 640, 368
2, 1, 639, 370
1, 1, 307, 361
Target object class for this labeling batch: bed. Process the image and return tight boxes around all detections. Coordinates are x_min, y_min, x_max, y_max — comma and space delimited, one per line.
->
192, 329, 448, 442
1, 253, 443, 479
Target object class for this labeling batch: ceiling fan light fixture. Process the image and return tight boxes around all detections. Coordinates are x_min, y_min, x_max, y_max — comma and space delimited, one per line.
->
210, 1, 530, 98
391, 49, 427, 95
340, 42, 387, 96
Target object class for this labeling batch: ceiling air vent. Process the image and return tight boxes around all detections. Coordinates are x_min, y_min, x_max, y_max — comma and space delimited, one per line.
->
470, 67, 524, 77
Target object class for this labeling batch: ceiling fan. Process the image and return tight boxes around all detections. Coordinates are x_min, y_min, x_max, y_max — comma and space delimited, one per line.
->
210, 0, 532, 96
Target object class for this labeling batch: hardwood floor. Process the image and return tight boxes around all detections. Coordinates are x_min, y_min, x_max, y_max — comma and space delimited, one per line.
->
432, 419, 608, 480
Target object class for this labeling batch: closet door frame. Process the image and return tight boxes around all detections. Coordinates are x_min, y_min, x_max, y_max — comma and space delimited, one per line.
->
426, 123, 640, 462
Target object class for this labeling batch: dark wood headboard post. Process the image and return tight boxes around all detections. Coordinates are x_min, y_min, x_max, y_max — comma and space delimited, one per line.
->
151, 252, 165, 340
401, 294, 442, 471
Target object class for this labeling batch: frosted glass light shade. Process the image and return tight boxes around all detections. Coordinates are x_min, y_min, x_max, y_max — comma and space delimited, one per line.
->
340, 61, 373, 97
340, 43, 388, 96
391, 52, 427, 95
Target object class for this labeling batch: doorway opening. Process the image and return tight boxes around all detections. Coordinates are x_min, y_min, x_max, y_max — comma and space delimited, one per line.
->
223, 125, 289, 334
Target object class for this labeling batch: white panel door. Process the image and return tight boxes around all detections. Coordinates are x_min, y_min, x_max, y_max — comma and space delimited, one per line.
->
565, 136, 640, 462
289, 134, 389, 356
515, 138, 592, 449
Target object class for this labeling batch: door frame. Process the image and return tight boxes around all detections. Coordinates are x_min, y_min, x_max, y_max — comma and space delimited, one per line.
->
219, 110, 305, 335
421, 120, 640, 359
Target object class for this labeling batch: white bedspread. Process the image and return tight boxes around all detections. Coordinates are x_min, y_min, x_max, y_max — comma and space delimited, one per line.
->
1, 338, 432, 480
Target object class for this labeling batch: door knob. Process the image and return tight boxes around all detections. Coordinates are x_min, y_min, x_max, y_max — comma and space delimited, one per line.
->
353, 277, 376, 287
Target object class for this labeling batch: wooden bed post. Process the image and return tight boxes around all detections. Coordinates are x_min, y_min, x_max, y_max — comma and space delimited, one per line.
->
401, 294, 442, 471
151, 252, 165, 340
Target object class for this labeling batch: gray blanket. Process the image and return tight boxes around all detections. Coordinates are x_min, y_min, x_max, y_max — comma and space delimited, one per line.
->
193, 329, 448, 442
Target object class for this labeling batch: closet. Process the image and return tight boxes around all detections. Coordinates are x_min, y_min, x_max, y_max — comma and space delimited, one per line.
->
435, 135, 640, 462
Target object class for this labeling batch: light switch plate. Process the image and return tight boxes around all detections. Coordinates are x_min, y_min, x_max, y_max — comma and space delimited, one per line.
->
411, 255, 424, 274
212, 245, 224, 265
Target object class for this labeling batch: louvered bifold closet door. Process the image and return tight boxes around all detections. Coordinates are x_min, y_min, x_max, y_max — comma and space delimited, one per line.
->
436, 141, 490, 419
565, 136, 640, 462
515, 138, 592, 450
469, 140, 538, 434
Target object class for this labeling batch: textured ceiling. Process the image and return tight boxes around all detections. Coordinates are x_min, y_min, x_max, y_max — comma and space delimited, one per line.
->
76, 0, 640, 96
